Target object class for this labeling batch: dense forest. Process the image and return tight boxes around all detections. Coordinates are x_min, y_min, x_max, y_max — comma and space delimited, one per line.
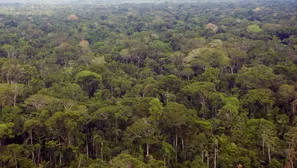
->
1, 1, 297, 167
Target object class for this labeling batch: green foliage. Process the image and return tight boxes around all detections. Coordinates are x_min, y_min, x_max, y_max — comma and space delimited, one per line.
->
191, 156, 208, 168
110, 153, 147, 168
0, 122, 14, 139
184, 47, 229, 70
247, 24, 263, 33
243, 89, 275, 107
269, 159, 282, 168
237, 65, 281, 89
149, 98, 163, 121
88, 159, 108, 168
75, 70, 102, 83
19, 157, 34, 168
199, 68, 220, 84
0, 1, 295, 167
161, 141, 176, 162
75, 70, 102, 97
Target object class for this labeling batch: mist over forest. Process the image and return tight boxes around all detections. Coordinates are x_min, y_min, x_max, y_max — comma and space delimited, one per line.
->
0, 0, 295, 4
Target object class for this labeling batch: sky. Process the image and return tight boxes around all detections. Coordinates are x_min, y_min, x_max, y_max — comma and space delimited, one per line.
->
0, 0, 213, 4
0, 0, 289, 4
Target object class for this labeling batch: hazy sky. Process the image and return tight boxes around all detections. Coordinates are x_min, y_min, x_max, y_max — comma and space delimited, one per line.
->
0, 0, 283, 4
0, 0, 195, 4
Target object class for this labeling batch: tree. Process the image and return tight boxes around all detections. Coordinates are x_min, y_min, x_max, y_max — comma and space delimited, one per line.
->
124, 118, 160, 157
54, 43, 78, 66
168, 52, 185, 70
149, 98, 163, 122
6, 144, 25, 168
161, 102, 190, 159
277, 84, 296, 104
45, 107, 88, 164
183, 82, 218, 116
247, 119, 278, 164
199, 68, 220, 85
75, 70, 102, 97
183, 47, 230, 73
160, 141, 176, 167
0, 84, 13, 107
10, 83, 25, 107
191, 156, 208, 168
247, 24, 263, 33
243, 89, 275, 118
226, 48, 248, 74
110, 153, 147, 168
181, 68, 194, 81
23, 119, 42, 168
158, 75, 182, 104
217, 96, 240, 131
0, 122, 14, 147
205, 23, 218, 33
158, 75, 182, 94
25, 94, 57, 110
91, 105, 130, 145
0, 44, 16, 59
285, 126, 297, 168
236, 65, 281, 90
124, 99, 163, 158
1, 61, 37, 84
